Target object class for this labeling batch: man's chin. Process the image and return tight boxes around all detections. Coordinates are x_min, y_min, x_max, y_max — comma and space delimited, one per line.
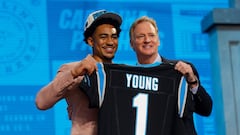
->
104, 55, 115, 61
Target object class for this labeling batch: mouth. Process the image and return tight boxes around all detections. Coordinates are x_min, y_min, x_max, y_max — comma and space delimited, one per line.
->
143, 44, 152, 49
103, 46, 115, 53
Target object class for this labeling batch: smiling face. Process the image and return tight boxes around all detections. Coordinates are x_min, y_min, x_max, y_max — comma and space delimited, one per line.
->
130, 21, 160, 64
87, 24, 119, 63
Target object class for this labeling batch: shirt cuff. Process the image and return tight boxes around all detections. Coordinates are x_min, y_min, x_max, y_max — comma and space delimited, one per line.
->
190, 85, 199, 94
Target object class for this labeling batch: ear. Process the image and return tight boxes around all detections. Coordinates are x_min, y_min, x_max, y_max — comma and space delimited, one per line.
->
130, 39, 135, 51
87, 37, 94, 47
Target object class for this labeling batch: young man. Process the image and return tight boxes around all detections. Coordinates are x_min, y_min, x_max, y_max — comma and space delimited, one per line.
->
129, 16, 212, 135
35, 9, 122, 135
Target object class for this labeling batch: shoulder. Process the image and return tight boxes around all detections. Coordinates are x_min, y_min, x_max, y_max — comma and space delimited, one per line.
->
161, 56, 194, 66
161, 56, 198, 75
58, 61, 80, 71
161, 56, 181, 65
63, 61, 80, 66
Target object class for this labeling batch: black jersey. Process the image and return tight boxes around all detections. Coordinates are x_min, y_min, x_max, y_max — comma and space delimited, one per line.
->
80, 63, 188, 135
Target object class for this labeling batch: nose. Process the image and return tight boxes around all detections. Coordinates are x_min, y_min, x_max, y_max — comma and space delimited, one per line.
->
106, 37, 114, 45
144, 35, 151, 43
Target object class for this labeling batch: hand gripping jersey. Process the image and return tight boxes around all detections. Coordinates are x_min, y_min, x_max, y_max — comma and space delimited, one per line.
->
80, 63, 188, 135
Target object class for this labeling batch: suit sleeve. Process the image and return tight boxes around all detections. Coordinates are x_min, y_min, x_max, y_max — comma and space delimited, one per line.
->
193, 85, 213, 116
35, 62, 84, 110
190, 63, 213, 116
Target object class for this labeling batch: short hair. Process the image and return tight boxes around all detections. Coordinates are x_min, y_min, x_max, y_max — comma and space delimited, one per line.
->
83, 18, 121, 44
129, 16, 158, 40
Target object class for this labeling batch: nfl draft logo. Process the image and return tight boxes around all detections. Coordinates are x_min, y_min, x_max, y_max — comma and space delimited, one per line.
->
0, 0, 41, 76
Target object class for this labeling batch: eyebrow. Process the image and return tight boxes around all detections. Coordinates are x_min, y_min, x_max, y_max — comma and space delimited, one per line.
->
99, 33, 118, 36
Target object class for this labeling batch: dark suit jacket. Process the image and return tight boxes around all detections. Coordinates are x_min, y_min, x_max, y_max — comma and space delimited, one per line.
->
162, 57, 213, 135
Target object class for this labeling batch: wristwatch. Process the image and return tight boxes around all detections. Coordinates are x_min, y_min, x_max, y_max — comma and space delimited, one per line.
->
187, 76, 198, 85
187, 79, 198, 85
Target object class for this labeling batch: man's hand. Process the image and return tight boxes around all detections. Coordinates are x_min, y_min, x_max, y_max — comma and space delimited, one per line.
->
175, 61, 198, 87
71, 55, 98, 78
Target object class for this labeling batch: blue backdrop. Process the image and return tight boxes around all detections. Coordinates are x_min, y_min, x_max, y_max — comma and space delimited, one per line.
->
0, 0, 228, 134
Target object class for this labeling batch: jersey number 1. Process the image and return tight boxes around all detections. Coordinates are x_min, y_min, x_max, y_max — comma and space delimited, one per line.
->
133, 93, 148, 135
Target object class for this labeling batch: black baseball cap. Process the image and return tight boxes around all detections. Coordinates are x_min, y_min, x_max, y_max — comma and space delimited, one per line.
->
83, 9, 122, 43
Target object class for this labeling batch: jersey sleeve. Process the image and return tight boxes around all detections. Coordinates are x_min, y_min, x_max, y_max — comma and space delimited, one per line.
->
177, 76, 188, 118
79, 63, 107, 108
79, 72, 100, 108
